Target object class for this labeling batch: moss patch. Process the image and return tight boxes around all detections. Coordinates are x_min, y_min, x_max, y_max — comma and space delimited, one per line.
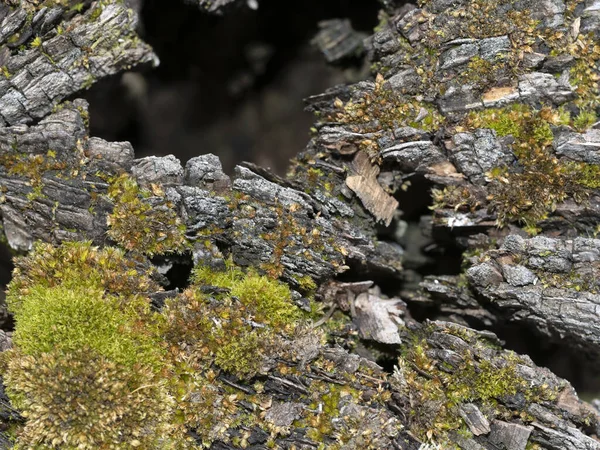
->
106, 173, 189, 255
464, 104, 600, 230
11, 283, 161, 368
2, 242, 187, 449
165, 260, 303, 378
398, 327, 558, 445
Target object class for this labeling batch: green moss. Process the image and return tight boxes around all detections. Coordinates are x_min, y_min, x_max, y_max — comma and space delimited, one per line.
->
10, 283, 161, 369
69, 2, 85, 13
445, 358, 520, 403
192, 260, 300, 328
2, 242, 188, 449
106, 173, 189, 255
307, 167, 325, 184
466, 104, 551, 141
166, 261, 303, 378
535, 267, 600, 293
373, 12, 390, 34
292, 273, 318, 293
430, 185, 480, 213
398, 330, 558, 444
465, 104, 600, 229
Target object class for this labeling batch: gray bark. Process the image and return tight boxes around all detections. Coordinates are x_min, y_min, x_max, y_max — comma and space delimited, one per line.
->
1, 1, 600, 449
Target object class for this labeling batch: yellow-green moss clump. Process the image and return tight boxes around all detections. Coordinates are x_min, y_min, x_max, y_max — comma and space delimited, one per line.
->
164, 261, 303, 379
106, 173, 189, 256
161, 261, 319, 445
565, 36, 600, 111
464, 104, 600, 231
2, 242, 189, 449
8, 241, 160, 307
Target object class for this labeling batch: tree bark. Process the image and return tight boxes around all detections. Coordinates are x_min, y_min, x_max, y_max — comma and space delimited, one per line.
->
1, 1, 600, 449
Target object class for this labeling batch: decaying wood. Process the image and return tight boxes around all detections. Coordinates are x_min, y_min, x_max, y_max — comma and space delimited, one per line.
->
1, 0, 600, 449
0, 2, 157, 126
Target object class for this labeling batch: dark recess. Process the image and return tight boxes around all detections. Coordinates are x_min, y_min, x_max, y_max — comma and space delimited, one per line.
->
84, 0, 380, 174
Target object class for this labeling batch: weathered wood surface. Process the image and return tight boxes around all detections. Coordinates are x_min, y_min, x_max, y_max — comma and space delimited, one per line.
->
0, 1, 600, 449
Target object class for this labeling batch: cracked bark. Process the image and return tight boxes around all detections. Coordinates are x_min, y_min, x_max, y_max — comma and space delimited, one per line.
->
1, 1, 600, 450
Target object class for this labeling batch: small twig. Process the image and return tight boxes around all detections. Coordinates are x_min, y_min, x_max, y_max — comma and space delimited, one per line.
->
218, 376, 255, 395
355, 372, 387, 384
0, 399, 23, 418
267, 375, 309, 394
311, 304, 337, 328
303, 371, 346, 386
408, 361, 435, 380
129, 383, 162, 396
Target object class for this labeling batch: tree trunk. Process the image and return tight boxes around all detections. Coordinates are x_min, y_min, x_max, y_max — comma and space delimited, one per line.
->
1, 1, 600, 449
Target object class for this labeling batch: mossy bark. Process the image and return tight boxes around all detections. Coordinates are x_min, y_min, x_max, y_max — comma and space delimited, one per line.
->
1, 1, 600, 449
